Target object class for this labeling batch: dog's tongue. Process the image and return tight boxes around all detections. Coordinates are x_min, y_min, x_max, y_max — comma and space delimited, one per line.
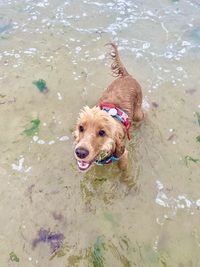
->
77, 160, 90, 170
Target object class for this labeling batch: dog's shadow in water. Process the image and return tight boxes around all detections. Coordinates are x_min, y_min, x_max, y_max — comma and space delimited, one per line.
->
80, 160, 141, 210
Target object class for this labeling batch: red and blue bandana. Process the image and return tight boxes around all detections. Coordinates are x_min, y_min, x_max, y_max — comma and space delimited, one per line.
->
98, 103, 131, 140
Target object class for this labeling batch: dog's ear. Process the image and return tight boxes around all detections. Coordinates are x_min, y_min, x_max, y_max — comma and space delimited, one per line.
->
115, 131, 125, 158
73, 122, 80, 141
73, 129, 78, 139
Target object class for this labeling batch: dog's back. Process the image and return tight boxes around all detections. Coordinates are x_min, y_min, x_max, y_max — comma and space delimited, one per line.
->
98, 43, 144, 122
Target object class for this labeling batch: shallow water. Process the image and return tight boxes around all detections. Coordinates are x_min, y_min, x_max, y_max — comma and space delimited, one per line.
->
1, 0, 200, 266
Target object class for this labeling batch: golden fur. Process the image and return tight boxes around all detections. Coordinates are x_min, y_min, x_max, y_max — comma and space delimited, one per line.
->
74, 43, 144, 172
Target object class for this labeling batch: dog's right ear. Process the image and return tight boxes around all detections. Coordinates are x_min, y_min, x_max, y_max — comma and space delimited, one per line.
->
73, 107, 88, 140
73, 129, 78, 139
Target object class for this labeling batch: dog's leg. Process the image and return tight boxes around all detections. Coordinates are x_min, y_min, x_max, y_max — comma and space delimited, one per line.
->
133, 107, 145, 122
118, 150, 133, 186
118, 149, 128, 171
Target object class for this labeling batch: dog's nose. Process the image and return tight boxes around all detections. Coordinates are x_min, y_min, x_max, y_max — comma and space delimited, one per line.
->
75, 147, 89, 159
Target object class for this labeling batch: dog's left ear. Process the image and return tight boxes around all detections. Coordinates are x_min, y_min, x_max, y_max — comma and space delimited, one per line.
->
115, 131, 125, 158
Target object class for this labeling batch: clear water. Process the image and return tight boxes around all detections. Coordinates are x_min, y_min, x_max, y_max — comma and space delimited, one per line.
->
1, 0, 200, 266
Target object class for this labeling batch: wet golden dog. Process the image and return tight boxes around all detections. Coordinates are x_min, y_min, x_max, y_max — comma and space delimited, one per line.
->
74, 43, 144, 172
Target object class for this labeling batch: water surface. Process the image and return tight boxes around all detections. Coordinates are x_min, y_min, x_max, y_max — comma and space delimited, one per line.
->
0, 0, 200, 266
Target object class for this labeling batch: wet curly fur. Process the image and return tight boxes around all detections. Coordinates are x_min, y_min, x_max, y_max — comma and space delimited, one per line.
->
74, 43, 144, 172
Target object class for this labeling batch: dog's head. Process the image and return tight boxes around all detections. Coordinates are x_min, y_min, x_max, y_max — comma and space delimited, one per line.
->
74, 106, 125, 171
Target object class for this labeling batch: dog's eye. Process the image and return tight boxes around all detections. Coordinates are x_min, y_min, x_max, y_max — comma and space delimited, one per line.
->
79, 125, 84, 132
99, 130, 106, 137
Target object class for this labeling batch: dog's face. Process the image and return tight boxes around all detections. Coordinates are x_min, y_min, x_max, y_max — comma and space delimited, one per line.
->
74, 106, 125, 171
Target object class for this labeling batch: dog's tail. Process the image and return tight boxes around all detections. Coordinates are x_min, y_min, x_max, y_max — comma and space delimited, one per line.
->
106, 43, 129, 77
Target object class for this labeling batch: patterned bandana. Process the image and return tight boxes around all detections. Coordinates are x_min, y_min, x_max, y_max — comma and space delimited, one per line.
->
98, 103, 131, 140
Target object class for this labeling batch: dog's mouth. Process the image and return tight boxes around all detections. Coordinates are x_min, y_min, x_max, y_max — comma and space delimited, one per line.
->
77, 160, 94, 171
76, 150, 111, 172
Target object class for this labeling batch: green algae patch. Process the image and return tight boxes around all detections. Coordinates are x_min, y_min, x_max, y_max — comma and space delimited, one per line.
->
23, 119, 40, 136
92, 236, 105, 267
184, 155, 200, 166
196, 135, 200, 143
33, 79, 48, 93
9, 252, 20, 262
196, 112, 200, 126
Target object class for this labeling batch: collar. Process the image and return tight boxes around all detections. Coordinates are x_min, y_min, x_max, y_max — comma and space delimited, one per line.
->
95, 153, 119, 166
98, 103, 131, 140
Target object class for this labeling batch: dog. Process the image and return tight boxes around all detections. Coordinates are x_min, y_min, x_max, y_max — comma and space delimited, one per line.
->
74, 43, 145, 172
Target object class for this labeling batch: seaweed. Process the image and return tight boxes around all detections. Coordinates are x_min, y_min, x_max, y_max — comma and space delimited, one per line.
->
196, 112, 200, 127
32, 228, 65, 254
23, 119, 40, 136
184, 155, 200, 166
33, 79, 48, 93
196, 135, 200, 143
92, 236, 105, 267
9, 252, 20, 262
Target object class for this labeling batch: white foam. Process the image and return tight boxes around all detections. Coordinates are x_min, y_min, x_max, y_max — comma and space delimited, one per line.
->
57, 92, 62, 100
11, 157, 32, 173
37, 139, 45, 144
33, 136, 39, 142
48, 140, 55, 145
59, 136, 69, 141
142, 98, 150, 110
155, 180, 199, 211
